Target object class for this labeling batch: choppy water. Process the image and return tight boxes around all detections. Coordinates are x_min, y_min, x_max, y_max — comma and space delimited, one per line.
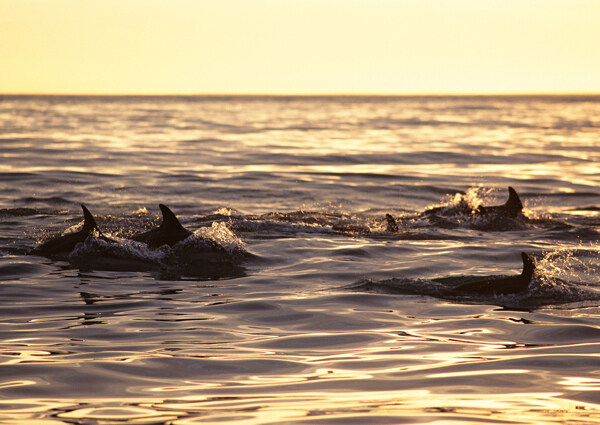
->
1, 95, 600, 424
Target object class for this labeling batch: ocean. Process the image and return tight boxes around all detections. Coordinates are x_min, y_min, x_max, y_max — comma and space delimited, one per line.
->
1, 94, 600, 424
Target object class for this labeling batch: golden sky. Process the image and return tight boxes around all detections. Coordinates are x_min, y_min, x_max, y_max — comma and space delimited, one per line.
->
2, 0, 599, 94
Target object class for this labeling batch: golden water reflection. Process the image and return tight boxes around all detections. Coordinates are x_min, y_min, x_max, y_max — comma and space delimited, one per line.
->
5, 390, 587, 425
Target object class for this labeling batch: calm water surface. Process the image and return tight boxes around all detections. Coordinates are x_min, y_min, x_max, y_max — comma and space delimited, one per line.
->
1, 95, 600, 424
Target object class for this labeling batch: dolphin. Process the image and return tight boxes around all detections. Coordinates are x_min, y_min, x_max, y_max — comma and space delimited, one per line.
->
385, 213, 399, 233
450, 252, 535, 295
476, 186, 523, 218
31, 204, 110, 256
131, 204, 192, 249
423, 186, 523, 218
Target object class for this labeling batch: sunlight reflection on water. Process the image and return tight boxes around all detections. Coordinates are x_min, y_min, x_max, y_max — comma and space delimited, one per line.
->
1, 95, 600, 424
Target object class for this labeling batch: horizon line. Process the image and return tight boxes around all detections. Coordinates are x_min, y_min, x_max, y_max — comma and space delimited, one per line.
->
3, 91, 600, 97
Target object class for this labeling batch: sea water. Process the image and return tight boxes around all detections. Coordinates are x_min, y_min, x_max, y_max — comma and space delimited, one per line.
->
1, 95, 600, 424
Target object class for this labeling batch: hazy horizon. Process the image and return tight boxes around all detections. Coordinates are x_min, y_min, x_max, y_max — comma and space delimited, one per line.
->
3, 92, 600, 97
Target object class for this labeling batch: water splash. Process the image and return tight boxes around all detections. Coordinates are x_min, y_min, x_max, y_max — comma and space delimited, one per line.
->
300, 201, 345, 216
536, 246, 600, 288
70, 236, 168, 265
132, 206, 149, 215
194, 222, 245, 254
213, 207, 243, 217
430, 186, 495, 215
63, 220, 84, 235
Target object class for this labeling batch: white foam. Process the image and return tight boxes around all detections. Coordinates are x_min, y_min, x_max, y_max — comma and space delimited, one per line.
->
192, 222, 246, 253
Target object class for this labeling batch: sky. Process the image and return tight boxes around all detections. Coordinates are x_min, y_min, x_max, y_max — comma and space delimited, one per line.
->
1, 0, 599, 95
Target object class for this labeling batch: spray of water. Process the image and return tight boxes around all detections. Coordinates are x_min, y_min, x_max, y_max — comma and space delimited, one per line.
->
194, 222, 245, 253
536, 245, 600, 289
437, 185, 495, 213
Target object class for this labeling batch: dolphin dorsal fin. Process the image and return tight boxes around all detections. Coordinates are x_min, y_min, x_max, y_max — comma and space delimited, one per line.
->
505, 187, 523, 217
520, 252, 535, 279
81, 204, 100, 234
385, 214, 399, 233
158, 204, 187, 231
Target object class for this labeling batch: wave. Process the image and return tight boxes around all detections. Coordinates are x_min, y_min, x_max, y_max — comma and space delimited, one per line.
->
0, 207, 40, 217
224, 186, 563, 236
19, 196, 76, 205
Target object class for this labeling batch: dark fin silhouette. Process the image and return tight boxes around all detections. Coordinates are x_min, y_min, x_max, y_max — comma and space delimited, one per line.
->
81, 204, 115, 242
451, 252, 535, 295
505, 186, 524, 218
159, 204, 188, 233
81, 204, 100, 234
385, 214, 399, 233
520, 252, 535, 281
132, 204, 193, 248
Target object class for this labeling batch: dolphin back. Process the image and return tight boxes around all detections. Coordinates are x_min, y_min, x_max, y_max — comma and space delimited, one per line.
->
31, 205, 101, 256
450, 252, 535, 295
